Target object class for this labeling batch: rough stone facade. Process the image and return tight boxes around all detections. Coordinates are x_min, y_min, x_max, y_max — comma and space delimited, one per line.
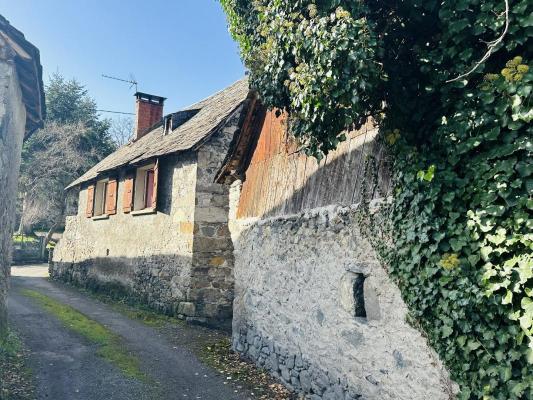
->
0, 38, 26, 335
228, 182, 455, 399
51, 106, 244, 327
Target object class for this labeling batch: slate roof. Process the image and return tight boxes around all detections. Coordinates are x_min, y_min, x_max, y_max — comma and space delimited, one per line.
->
0, 14, 45, 135
67, 77, 250, 189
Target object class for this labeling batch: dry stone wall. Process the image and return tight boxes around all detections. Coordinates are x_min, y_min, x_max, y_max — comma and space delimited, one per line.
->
0, 40, 26, 336
229, 182, 454, 399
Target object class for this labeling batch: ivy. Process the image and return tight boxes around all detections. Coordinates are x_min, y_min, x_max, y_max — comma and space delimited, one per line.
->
220, 0, 533, 399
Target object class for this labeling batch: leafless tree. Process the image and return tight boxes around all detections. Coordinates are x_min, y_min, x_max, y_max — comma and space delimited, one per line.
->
109, 116, 134, 147
18, 121, 104, 251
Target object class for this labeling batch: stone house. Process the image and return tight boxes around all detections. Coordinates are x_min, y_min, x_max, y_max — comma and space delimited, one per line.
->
51, 78, 251, 327
216, 105, 454, 399
51, 74, 454, 398
0, 15, 45, 336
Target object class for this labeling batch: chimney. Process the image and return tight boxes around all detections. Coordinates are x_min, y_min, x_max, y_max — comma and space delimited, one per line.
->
134, 92, 166, 140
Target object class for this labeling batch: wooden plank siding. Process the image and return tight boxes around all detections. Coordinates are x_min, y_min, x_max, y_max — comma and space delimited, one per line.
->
237, 111, 389, 219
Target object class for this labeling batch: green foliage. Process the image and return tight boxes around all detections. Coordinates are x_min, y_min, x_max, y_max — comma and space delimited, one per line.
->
26, 73, 115, 167
21, 289, 145, 380
19, 73, 116, 232
12, 234, 38, 244
221, 0, 533, 398
220, 0, 383, 157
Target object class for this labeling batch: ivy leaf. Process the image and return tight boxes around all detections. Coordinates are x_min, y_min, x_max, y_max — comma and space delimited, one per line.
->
515, 161, 533, 177
442, 324, 453, 338
486, 228, 507, 245
485, 205, 506, 217
502, 290, 513, 305
480, 246, 493, 261
517, 257, 533, 283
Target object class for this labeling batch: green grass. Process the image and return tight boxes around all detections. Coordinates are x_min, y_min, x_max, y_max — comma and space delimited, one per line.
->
0, 330, 34, 400
20, 289, 145, 380
67, 284, 180, 328
12, 234, 39, 244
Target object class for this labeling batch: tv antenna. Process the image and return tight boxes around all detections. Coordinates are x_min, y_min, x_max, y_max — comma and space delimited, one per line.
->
97, 73, 139, 116
102, 73, 138, 92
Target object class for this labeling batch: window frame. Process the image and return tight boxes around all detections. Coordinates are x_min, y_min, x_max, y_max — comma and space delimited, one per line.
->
133, 162, 156, 212
93, 178, 109, 217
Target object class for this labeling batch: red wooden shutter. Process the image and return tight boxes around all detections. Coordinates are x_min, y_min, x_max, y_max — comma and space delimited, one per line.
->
86, 185, 95, 218
151, 159, 159, 210
123, 176, 134, 213
106, 179, 118, 215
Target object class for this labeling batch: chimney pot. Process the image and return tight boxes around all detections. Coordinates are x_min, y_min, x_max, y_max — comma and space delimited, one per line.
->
134, 92, 166, 140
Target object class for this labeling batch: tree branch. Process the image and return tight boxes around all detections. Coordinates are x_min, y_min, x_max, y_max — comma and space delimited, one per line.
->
446, 0, 509, 83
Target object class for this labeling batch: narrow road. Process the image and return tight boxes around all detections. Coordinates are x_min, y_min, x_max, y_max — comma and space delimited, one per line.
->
8, 264, 249, 400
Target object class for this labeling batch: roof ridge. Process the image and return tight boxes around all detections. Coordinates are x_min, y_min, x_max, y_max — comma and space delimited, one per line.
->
65, 77, 250, 189
182, 76, 248, 110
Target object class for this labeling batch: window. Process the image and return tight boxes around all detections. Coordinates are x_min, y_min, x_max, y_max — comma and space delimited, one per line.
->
85, 178, 117, 218
93, 179, 108, 216
353, 273, 367, 318
133, 161, 158, 212
339, 271, 370, 319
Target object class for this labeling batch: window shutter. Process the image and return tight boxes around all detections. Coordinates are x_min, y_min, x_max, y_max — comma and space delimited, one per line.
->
106, 179, 118, 215
151, 159, 159, 210
123, 176, 134, 213
86, 185, 95, 218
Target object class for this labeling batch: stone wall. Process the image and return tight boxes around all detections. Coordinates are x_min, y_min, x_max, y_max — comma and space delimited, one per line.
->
0, 39, 27, 336
229, 186, 455, 399
188, 105, 243, 326
51, 106, 244, 327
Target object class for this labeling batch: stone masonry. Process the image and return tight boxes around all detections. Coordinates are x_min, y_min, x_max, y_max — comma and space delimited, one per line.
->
0, 38, 27, 336
51, 105, 245, 328
228, 185, 456, 399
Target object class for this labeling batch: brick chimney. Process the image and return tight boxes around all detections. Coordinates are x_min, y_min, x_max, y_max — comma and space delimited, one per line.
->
134, 92, 166, 140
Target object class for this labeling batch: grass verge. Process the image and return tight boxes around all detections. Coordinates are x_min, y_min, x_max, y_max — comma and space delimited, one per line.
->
12, 234, 38, 244
53, 280, 178, 329
20, 289, 145, 381
0, 330, 34, 400
83, 292, 177, 329
49, 280, 295, 399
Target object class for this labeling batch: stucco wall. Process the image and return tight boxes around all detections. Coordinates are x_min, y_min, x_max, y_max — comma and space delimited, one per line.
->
51, 105, 245, 326
229, 182, 454, 399
51, 153, 198, 315
0, 41, 27, 335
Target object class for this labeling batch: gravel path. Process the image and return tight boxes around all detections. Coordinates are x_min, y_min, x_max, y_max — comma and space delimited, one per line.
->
8, 265, 250, 400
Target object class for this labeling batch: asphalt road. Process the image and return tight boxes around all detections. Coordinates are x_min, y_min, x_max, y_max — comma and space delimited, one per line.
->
8, 265, 249, 400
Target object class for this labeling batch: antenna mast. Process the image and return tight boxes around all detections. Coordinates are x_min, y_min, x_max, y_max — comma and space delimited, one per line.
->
102, 73, 138, 92
98, 73, 139, 116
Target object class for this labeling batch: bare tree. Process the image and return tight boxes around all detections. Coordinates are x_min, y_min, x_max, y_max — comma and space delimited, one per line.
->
109, 116, 134, 147
19, 121, 104, 251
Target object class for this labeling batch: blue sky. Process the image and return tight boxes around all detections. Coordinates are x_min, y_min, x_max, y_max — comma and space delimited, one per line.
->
0, 0, 245, 119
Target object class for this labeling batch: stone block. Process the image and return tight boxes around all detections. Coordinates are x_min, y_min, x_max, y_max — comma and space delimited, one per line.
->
269, 353, 279, 372
209, 256, 226, 266
286, 355, 295, 369
179, 221, 194, 234
300, 370, 312, 392
178, 302, 196, 316
290, 376, 301, 391
280, 366, 291, 382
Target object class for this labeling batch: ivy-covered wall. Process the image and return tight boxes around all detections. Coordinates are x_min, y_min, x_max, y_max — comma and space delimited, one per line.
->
220, 1, 532, 398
